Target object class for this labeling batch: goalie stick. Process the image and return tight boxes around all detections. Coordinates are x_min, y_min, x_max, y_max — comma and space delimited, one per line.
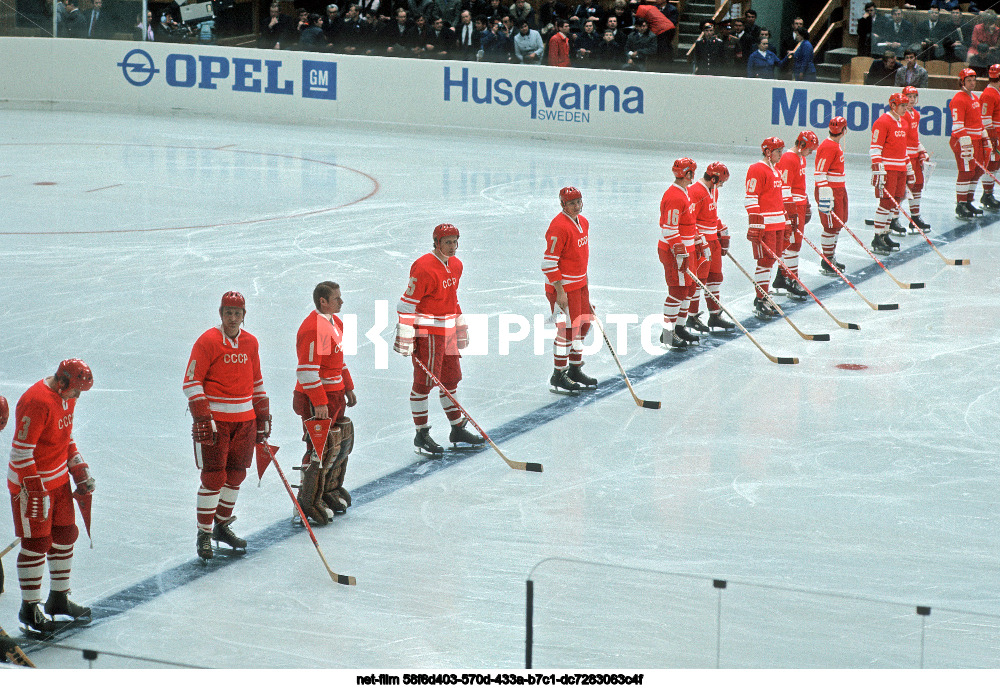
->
760, 242, 860, 330
799, 234, 899, 311
413, 357, 542, 473
836, 213, 925, 290
0, 538, 17, 559
590, 311, 660, 409
683, 268, 798, 365
726, 253, 830, 342
258, 443, 356, 586
883, 194, 970, 266
0, 625, 35, 667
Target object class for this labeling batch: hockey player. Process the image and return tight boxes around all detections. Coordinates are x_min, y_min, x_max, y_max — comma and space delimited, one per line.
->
395, 224, 484, 456
900, 86, 933, 232
8, 360, 95, 636
978, 64, 1000, 211
294, 281, 357, 525
686, 162, 736, 332
658, 157, 701, 348
542, 187, 597, 394
951, 67, 989, 218
815, 116, 849, 274
183, 292, 270, 560
774, 130, 817, 297
870, 92, 910, 255
745, 137, 787, 319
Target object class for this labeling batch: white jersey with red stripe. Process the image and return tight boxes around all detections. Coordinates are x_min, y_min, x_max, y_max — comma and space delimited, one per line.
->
183, 326, 266, 423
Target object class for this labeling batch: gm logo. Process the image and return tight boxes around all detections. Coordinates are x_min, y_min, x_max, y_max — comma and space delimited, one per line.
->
302, 60, 336, 101
117, 49, 159, 87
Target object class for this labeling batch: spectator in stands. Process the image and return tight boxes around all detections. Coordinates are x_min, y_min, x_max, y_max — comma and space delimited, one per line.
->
433, 0, 462, 28
408, 0, 432, 20
874, 7, 915, 55
747, 36, 779, 78
323, 4, 341, 43
607, 0, 631, 36
548, 18, 572, 65
359, 9, 384, 54
575, 19, 601, 63
337, 4, 364, 52
509, 0, 536, 29
605, 15, 628, 47
717, 20, 741, 75
385, 8, 419, 55
421, 16, 454, 56
857, 2, 875, 57
781, 16, 804, 58
259, 2, 291, 48
85, 0, 111, 39
455, 9, 477, 56
941, 7, 970, 62
784, 27, 816, 81
513, 19, 544, 62
623, 16, 656, 70
483, 17, 514, 61
357, 0, 382, 18
632, 0, 674, 70
60, 0, 85, 37
969, 10, 1000, 68
538, 0, 569, 29
917, 6, 952, 59
594, 26, 624, 67
299, 13, 329, 50
135, 9, 154, 41
692, 20, 722, 75
758, 28, 778, 54
894, 47, 928, 86
483, 0, 504, 24
738, 9, 762, 61
570, 0, 602, 30
930, 0, 978, 10
865, 49, 900, 85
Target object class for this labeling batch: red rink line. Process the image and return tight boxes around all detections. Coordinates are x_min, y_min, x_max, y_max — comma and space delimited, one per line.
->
0, 143, 380, 235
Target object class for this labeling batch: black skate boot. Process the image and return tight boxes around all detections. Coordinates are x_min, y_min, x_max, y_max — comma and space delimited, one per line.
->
908, 215, 930, 233
871, 233, 892, 256
819, 257, 838, 277
567, 364, 598, 389
44, 590, 91, 624
213, 517, 247, 551
889, 217, 906, 236
19, 601, 58, 638
956, 202, 974, 219
784, 277, 808, 300
884, 233, 900, 252
550, 367, 583, 395
674, 324, 699, 345
968, 201, 985, 216
414, 427, 445, 456
754, 297, 777, 319
771, 271, 788, 295
981, 192, 1000, 211
684, 313, 710, 333
449, 419, 485, 447
196, 529, 214, 560
706, 311, 736, 331
659, 328, 687, 349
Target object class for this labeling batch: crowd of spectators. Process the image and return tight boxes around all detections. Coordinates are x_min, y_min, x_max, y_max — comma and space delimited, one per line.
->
690, 11, 817, 80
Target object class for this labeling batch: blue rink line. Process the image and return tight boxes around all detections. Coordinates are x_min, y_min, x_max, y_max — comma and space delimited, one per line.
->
29, 217, 988, 649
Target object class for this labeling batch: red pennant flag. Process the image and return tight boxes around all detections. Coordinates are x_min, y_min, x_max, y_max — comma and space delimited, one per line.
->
305, 418, 332, 462
73, 489, 93, 549
256, 442, 279, 482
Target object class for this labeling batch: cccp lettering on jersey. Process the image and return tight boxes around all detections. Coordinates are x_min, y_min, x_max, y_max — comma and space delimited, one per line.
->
57, 413, 74, 430
224, 353, 249, 364
577, 236, 588, 247
442, 277, 458, 289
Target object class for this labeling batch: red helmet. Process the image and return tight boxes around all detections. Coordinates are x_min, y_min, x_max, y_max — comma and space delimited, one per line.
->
828, 116, 847, 135
959, 67, 977, 85
559, 186, 582, 203
902, 85, 919, 98
761, 136, 785, 156
220, 291, 245, 311
55, 359, 94, 394
705, 161, 730, 183
888, 93, 909, 108
0, 395, 8, 432
432, 223, 460, 241
796, 130, 819, 152
990, 64, 1000, 80
671, 157, 697, 179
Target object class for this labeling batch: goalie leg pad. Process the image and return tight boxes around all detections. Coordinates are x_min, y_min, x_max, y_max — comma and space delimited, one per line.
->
322, 418, 354, 510
297, 461, 329, 525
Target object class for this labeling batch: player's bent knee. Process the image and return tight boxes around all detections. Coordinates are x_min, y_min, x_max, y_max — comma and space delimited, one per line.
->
226, 468, 247, 486
21, 537, 52, 555
51, 524, 79, 546
200, 470, 227, 491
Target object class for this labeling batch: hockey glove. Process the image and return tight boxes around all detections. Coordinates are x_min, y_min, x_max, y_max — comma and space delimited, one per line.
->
871, 163, 886, 198
906, 161, 916, 186
68, 453, 95, 495
188, 397, 216, 446
394, 322, 415, 357
817, 187, 834, 214
959, 135, 974, 166
253, 396, 271, 444
20, 475, 49, 521
718, 233, 730, 256
456, 314, 469, 350
804, 203, 812, 226
746, 214, 763, 243
670, 242, 688, 275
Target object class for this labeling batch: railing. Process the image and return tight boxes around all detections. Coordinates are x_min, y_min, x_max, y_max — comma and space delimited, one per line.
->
808, 0, 844, 56
684, 0, 748, 60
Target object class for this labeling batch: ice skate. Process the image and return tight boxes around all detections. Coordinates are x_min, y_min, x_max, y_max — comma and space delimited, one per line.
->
884, 233, 900, 252
706, 312, 735, 331
44, 590, 91, 624
566, 364, 598, 389
771, 271, 788, 296
660, 328, 687, 349
196, 529, 214, 560
449, 419, 485, 447
908, 214, 930, 233
871, 233, 892, 256
674, 324, 699, 345
981, 192, 1000, 211
414, 427, 445, 456
783, 276, 808, 300
18, 602, 58, 639
754, 297, 777, 319
889, 217, 906, 236
212, 517, 247, 551
684, 313, 710, 334
549, 367, 583, 395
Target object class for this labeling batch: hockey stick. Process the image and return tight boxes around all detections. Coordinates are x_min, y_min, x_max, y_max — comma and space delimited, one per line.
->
759, 242, 860, 330
258, 443, 356, 586
0, 538, 18, 559
883, 194, 970, 266
413, 357, 542, 472
589, 311, 660, 409
799, 233, 899, 311
725, 253, 830, 342
836, 213, 925, 290
683, 268, 798, 365
0, 626, 35, 667
975, 159, 1000, 187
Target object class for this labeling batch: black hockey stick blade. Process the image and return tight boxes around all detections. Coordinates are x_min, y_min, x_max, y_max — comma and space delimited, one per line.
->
865, 218, 875, 225
952, 258, 970, 266
810, 333, 831, 341
777, 356, 799, 365
847, 323, 860, 330
525, 462, 543, 473
877, 303, 900, 310
336, 574, 356, 586
907, 282, 925, 289
641, 400, 661, 409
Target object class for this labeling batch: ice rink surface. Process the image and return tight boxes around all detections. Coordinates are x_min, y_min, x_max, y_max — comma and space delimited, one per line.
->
2, 109, 1000, 669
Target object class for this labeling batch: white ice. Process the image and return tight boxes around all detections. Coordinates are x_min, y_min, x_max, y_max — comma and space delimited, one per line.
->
1, 109, 1000, 670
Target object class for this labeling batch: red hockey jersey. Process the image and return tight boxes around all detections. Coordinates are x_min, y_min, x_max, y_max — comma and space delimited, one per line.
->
183, 326, 266, 423
398, 253, 463, 336
295, 311, 354, 408
542, 211, 590, 293
7, 380, 78, 493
